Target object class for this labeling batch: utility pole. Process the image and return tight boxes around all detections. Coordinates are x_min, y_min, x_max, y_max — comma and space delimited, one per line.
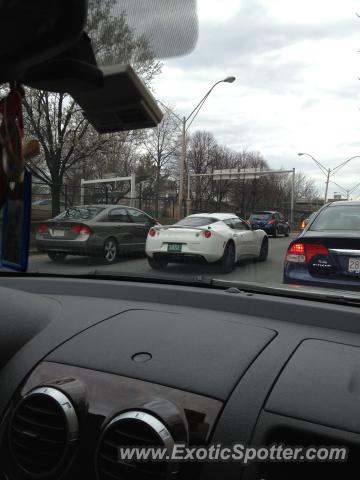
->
178, 116, 186, 218
324, 168, 330, 204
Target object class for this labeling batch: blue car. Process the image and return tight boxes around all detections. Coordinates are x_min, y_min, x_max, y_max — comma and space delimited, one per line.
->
284, 201, 360, 290
248, 211, 290, 237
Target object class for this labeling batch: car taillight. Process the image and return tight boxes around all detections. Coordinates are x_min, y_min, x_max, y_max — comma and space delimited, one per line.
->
286, 243, 329, 263
246, 220, 251, 225
202, 230, 212, 238
149, 228, 156, 237
71, 224, 91, 235
267, 218, 276, 225
286, 243, 306, 263
38, 223, 49, 233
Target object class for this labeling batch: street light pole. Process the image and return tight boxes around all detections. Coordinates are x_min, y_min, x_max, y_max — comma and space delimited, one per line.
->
298, 153, 360, 205
179, 116, 186, 217
329, 180, 360, 200
179, 76, 236, 217
157, 77, 236, 218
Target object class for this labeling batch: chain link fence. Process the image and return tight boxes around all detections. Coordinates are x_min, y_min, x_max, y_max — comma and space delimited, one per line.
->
31, 181, 321, 229
31, 182, 177, 222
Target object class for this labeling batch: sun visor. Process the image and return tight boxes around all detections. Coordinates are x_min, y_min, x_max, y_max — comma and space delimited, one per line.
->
88, 0, 199, 61
0, 0, 87, 82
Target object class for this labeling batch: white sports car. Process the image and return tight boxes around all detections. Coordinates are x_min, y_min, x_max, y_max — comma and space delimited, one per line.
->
146, 213, 268, 272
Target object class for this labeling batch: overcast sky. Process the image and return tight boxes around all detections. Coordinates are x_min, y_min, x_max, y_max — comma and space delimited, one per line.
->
152, 0, 360, 199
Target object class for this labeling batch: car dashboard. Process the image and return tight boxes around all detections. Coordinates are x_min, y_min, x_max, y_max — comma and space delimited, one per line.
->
0, 276, 359, 479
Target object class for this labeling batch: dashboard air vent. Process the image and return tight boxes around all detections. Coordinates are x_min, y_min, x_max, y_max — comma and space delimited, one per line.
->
97, 410, 178, 480
8, 386, 79, 477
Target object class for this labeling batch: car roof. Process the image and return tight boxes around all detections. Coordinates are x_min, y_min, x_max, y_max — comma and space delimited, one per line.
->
327, 201, 360, 207
71, 205, 134, 209
252, 210, 277, 214
189, 213, 238, 220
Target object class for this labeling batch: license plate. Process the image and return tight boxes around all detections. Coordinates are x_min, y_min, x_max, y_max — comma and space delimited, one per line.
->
167, 243, 182, 253
348, 258, 360, 273
52, 229, 65, 237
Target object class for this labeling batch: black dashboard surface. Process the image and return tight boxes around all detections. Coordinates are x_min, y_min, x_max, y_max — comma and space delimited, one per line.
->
1, 275, 360, 479
47, 308, 276, 400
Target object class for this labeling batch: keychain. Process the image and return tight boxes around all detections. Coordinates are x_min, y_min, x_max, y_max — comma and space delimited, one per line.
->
0, 84, 39, 211
0, 82, 35, 272
0, 146, 6, 211
0, 82, 25, 186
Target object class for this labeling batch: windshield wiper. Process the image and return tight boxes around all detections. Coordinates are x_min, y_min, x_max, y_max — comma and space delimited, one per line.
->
210, 278, 360, 306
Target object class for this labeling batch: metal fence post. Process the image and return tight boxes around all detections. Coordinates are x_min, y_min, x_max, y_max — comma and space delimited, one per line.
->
64, 184, 68, 209
80, 179, 84, 205
186, 173, 192, 216
290, 168, 295, 225
130, 173, 136, 207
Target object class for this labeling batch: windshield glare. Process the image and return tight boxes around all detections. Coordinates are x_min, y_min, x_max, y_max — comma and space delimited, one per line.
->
56, 207, 104, 220
2, 0, 360, 297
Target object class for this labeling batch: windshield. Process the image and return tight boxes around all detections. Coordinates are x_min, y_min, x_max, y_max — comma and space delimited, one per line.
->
250, 213, 272, 221
2, 0, 360, 297
174, 217, 218, 227
310, 206, 360, 231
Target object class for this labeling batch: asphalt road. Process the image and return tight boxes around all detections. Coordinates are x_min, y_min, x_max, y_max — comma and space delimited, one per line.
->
26, 234, 297, 284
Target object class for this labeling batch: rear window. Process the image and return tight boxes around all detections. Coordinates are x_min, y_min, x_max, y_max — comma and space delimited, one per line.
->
250, 212, 272, 221
310, 206, 360, 231
174, 216, 218, 227
56, 207, 105, 220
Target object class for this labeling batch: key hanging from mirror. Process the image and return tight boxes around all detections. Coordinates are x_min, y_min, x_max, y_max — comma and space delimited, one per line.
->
0, 81, 25, 181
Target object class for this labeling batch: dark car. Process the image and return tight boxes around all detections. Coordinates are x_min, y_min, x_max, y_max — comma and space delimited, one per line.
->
284, 201, 360, 290
248, 211, 290, 237
36, 205, 158, 264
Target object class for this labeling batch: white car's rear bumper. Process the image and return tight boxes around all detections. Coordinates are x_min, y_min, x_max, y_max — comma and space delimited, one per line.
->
146, 237, 225, 263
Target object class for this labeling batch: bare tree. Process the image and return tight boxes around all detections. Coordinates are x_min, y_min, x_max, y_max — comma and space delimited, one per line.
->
24, 1, 161, 216
186, 131, 219, 211
187, 134, 269, 213
141, 111, 179, 216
